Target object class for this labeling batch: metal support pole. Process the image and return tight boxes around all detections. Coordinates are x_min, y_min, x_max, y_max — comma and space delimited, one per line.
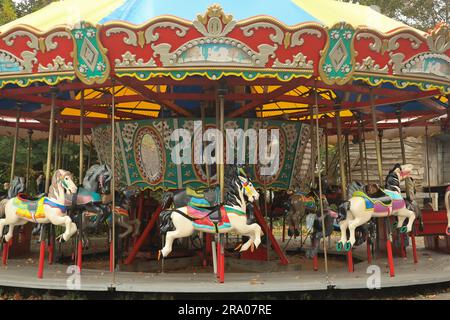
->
53, 123, 59, 170
313, 85, 329, 276
362, 128, 370, 183
309, 104, 316, 188
356, 114, 365, 184
87, 137, 93, 170
110, 83, 116, 279
10, 107, 20, 183
396, 107, 411, 197
45, 92, 56, 193
26, 129, 33, 192
425, 126, 431, 199
217, 88, 226, 202
371, 94, 383, 185
79, 90, 85, 183
345, 133, 352, 183
335, 109, 347, 200
325, 129, 329, 177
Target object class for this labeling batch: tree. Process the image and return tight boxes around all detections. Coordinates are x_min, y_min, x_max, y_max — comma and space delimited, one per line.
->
341, 0, 449, 31
14, 0, 54, 18
0, 0, 17, 25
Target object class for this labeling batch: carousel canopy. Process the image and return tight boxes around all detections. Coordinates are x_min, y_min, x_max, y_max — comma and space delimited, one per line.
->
1, 0, 424, 34
0, 0, 448, 136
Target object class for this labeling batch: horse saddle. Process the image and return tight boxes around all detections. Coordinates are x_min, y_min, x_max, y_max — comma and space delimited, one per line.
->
13, 194, 46, 221
186, 186, 219, 207
354, 189, 392, 205
186, 202, 230, 232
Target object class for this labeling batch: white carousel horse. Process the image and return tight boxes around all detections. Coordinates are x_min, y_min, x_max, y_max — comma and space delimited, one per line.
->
0, 170, 78, 243
158, 166, 262, 258
445, 186, 450, 236
337, 164, 416, 250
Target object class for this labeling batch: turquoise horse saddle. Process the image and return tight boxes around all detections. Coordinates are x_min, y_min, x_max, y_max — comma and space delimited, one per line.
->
353, 189, 405, 214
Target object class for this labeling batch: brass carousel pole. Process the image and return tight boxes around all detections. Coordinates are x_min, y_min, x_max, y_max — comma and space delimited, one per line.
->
79, 90, 85, 183
396, 107, 410, 196
9, 106, 21, 183
217, 85, 226, 283
371, 93, 394, 276
335, 108, 347, 200
309, 103, 316, 188
53, 118, 59, 171
25, 129, 33, 192
110, 82, 116, 280
356, 114, 365, 184
45, 92, 56, 193
325, 129, 329, 177
38, 91, 56, 279
371, 94, 383, 185
313, 82, 329, 277
345, 133, 352, 183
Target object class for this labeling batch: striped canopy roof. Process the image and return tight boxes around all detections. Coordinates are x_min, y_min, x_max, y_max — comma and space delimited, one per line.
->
1, 0, 424, 34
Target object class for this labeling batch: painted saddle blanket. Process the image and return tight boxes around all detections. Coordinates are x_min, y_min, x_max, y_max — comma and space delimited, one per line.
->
11, 195, 65, 221
353, 189, 405, 214
186, 199, 243, 232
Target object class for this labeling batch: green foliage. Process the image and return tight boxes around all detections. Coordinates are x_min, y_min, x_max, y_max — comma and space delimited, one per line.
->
342, 0, 449, 31
14, 0, 54, 18
0, 0, 17, 25
0, 135, 96, 194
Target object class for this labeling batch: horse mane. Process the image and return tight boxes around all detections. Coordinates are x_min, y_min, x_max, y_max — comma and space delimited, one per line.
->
8, 176, 25, 199
224, 165, 242, 207
83, 164, 101, 188
49, 170, 65, 199
347, 181, 365, 198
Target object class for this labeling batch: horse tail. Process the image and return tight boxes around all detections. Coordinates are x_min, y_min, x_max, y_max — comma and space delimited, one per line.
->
337, 201, 350, 222
161, 192, 174, 210
159, 209, 174, 234
0, 199, 7, 218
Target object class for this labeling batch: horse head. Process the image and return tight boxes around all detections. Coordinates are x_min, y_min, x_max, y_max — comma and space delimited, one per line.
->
390, 163, 413, 181
50, 169, 77, 198
83, 164, 112, 194
237, 166, 259, 203
224, 165, 259, 205
8, 176, 25, 199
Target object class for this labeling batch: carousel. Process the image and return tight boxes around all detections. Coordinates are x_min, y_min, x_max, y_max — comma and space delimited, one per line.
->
0, 0, 448, 293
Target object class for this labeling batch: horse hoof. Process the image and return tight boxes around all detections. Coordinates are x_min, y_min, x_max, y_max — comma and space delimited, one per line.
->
400, 226, 408, 234
344, 242, 352, 252
157, 250, 162, 261
336, 242, 343, 252
234, 243, 243, 251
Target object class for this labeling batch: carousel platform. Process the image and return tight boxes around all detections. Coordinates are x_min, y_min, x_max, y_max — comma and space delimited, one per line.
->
0, 247, 449, 293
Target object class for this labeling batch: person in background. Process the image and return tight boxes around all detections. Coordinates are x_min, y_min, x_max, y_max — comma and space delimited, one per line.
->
36, 174, 45, 195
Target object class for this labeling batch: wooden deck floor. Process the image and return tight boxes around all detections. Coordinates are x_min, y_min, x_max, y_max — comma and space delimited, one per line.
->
0, 247, 449, 293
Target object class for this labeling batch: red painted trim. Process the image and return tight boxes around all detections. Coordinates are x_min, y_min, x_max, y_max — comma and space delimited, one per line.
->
124, 206, 162, 265
386, 239, 395, 277
37, 240, 46, 279
253, 205, 289, 265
